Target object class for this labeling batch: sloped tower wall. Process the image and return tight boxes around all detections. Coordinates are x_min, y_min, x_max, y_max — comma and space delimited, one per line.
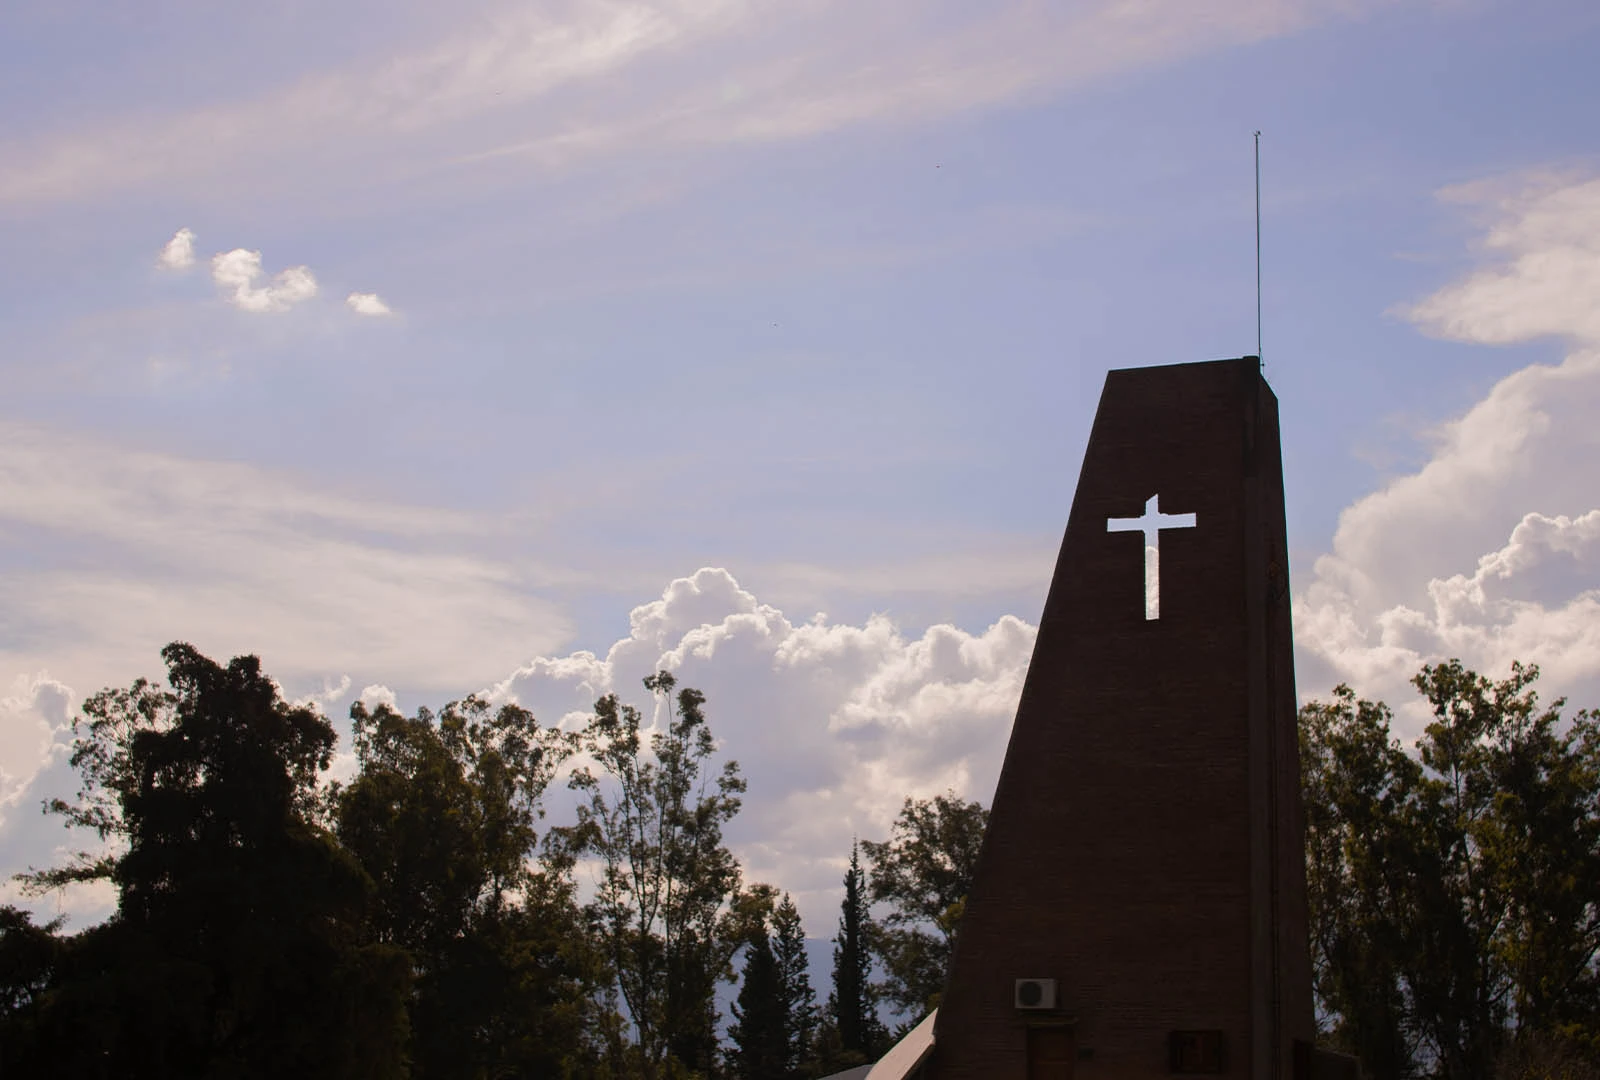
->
926, 358, 1314, 1080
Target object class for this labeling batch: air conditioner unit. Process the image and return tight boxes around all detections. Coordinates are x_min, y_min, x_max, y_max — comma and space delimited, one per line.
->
1014, 978, 1057, 1010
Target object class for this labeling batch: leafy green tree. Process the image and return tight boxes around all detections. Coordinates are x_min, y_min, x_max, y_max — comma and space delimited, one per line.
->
1409, 661, 1600, 1078
555, 671, 753, 1079
335, 695, 606, 1079
861, 791, 988, 1018
14, 643, 411, 1079
728, 927, 788, 1079
1301, 660, 1600, 1080
1300, 684, 1424, 1080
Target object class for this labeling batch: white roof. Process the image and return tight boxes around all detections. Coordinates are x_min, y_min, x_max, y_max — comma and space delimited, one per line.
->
817, 1067, 874, 1080
866, 1008, 937, 1080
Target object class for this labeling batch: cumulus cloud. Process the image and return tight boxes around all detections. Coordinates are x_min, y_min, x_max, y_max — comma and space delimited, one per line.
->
358, 684, 399, 709
346, 292, 393, 316
0, 676, 117, 927
289, 674, 354, 713
1297, 170, 1600, 734
156, 227, 196, 270
0, 564, 1038, 937
150, 233, 388, 318
0, 674, 73, 828
211, 248, 318, 313
486, 567, 1036, 932
0, 726, 120, 930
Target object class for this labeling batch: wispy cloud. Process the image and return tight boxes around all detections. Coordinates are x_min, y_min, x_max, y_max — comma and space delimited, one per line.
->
0, 0, 745, 207
0, 0, 1403, 210
0, 421, 575, 694
1403, 171, 1600, 346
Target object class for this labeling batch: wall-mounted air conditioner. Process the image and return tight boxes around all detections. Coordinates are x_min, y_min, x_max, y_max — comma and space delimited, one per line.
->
1014, 978, 1057, 1010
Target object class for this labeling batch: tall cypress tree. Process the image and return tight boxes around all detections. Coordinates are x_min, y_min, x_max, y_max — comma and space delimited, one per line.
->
773, 893, 817, 1077
728, 929, 788, 1080
828, 841, 878, 1058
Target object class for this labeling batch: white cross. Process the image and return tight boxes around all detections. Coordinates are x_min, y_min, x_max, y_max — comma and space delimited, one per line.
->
1106, 494, 1197, 621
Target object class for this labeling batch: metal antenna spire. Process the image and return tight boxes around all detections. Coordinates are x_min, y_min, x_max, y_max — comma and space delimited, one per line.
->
1254, 131, 1263, 366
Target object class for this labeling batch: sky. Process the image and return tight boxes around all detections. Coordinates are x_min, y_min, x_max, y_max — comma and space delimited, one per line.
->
3, 0, 1599, 945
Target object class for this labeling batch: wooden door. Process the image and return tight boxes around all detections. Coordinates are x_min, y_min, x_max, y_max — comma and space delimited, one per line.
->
1027, 1026, 1075, 1080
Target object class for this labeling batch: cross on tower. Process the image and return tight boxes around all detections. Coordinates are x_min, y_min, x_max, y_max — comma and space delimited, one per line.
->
1106, 493, 1197, 620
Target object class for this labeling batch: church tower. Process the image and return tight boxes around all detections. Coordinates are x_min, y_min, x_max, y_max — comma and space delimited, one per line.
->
923, 357, 1317, 1080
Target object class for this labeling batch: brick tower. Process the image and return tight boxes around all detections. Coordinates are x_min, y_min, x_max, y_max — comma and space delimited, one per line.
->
923, 358, 1316, 1080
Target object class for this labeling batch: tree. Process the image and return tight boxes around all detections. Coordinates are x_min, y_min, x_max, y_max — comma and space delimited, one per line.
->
772, 893, 818, 1077
1300, 684, 1424, 1080
0, 906, 64, 1074
555, 671, 754, 1079
1408, 661, 1600, 1078
335, 695, 605, 1079
14, 643, 411, 1079
861, 791, 988, 1019
728, 927, 788, 1079
729, 891, 816, 1080
1300, 660, 1600, 1080
823, 841, 884, 1069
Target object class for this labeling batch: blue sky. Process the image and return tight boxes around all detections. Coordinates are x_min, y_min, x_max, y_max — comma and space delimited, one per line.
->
3, 0, 1599, 939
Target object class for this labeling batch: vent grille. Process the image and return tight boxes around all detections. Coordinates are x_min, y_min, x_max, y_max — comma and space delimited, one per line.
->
1014, 978, 1057, 1010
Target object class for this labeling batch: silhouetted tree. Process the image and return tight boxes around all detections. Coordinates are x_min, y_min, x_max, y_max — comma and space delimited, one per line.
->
0, 906, 64, 1072
823, 841, 884, 1069
728, 926, 787, 1079
773, 893, 818, 1077
14, 643, 411, 1079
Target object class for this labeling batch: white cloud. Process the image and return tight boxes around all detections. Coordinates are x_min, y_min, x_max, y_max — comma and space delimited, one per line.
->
358, 684, 398, 709
1404, 173, 1600, 346
346, 292, 393, 316
0, 698, 119, 927
289, 674, 354, 713
1296, 170, 1600, 734
0, 674, 72, 829
211, 248, 318, 313
487, 567, 1036, 933
156, 227, 196, 270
